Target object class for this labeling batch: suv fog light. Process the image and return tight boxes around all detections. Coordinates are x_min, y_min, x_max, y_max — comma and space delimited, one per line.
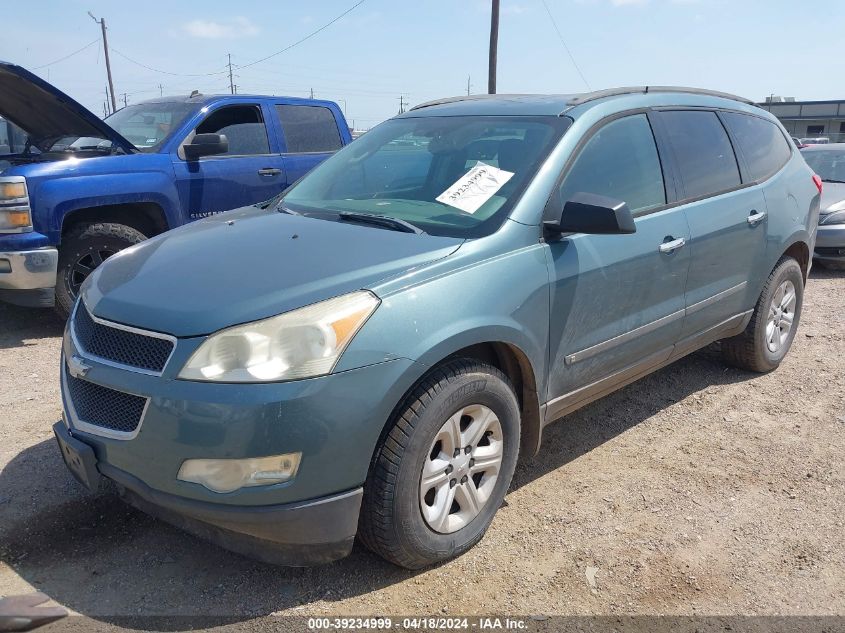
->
177, 453, 302, 493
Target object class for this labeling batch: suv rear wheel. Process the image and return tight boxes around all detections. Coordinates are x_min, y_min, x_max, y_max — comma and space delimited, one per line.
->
359, 359, 520, 569
55, 222, 147, 319
722, 257, 804, 372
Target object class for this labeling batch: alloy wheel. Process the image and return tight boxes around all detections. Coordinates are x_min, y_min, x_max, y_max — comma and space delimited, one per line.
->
765, 279, 796, 353
419, 404, 504, 534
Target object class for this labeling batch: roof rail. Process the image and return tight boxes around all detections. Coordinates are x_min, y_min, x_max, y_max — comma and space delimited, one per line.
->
566, 86, 755, 106
409, 94, 540, 111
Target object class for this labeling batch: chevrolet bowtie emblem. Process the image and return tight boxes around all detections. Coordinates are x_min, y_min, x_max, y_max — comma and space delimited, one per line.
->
68, 355, 92, 379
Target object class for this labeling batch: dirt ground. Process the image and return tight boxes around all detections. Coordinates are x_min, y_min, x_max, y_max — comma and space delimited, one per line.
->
0, 268, 843, 628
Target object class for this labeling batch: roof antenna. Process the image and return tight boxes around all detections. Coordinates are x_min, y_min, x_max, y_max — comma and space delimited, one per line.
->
189, 90, 200, 98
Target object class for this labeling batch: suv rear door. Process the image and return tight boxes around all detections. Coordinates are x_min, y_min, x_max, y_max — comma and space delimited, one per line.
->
654, 109, 769, 342
544, 112, 691, 416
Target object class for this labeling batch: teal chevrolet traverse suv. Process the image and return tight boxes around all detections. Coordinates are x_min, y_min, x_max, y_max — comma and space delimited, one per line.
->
54, 87, 820, 569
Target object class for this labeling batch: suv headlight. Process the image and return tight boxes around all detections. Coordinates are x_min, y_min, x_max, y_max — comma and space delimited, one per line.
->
178, 291, 380, 382
0, 177, 32, 233
820, 210, 845, 225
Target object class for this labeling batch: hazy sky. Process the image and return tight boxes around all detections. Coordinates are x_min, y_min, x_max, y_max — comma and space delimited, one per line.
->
3, 0, 843, 128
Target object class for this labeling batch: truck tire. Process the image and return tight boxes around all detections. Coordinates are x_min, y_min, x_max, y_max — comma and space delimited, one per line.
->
721, 257, 804, 373
358, 358, 520, 569
55, 223, 147, 319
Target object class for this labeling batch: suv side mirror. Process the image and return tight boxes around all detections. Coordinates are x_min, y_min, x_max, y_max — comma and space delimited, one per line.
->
544, 192, 636, 235
183, 133, 229, 160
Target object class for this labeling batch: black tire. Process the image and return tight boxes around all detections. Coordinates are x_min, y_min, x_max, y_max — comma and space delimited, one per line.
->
721, 257, 804, 373
359, 358, 520, 569
55, 223, 147, 319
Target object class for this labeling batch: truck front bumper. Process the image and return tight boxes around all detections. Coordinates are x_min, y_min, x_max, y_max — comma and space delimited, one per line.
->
0, 247, 58, 306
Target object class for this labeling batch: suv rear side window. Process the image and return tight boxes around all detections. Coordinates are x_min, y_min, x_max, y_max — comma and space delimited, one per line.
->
276, 105, 342, 153
558, 114, 666, 214
722, 112, 792, 182
659, 110, 740, 199
194, 105, 270, 156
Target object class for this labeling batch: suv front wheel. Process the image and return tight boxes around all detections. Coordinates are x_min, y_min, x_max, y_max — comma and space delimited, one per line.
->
359, 359, 520, 569
722, 257, 804, 372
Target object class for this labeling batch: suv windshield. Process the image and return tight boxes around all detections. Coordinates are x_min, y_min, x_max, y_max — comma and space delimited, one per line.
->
105, 102, 196, 151
802, 148, 845, 183
282, 115, 569, 238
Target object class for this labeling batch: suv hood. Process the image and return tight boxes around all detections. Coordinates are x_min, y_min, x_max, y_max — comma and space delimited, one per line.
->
82, 205, 464, 337
0, 61, 135, 153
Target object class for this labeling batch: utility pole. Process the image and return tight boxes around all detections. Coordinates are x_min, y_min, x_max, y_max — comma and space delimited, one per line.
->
120, 93, 128, 108
310, 88, 315, 99
227, 53, 235, 95
488, 0, 500, 94
398, 95, 408, 114
88, 12, 116, 113
158, 83, 164, 97
467, 75, 472, 96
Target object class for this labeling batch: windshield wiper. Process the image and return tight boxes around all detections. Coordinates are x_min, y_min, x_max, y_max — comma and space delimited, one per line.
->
337, 211, 424, 234
822, 178, 845, 184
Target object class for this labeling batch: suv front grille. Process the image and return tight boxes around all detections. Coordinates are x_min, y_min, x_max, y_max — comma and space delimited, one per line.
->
73, 304, 174, 373
64, 365, 147, 434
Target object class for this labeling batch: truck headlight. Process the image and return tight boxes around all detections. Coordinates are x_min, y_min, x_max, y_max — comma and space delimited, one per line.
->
178, 290, 379, 382
177, 453, 302, 493
0, 177, 32, 232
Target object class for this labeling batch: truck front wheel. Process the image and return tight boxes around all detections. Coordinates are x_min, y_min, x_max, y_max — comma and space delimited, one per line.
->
55, 223, 147, 319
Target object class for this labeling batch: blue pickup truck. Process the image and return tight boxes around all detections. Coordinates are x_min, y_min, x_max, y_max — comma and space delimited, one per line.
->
0, 61, 351, 316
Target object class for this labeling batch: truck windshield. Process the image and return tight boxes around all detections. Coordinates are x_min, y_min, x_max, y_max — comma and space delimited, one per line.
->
282, 115, 569, 238
105, 102, 196, 151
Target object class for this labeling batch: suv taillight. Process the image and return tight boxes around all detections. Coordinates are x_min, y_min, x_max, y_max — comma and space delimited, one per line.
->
812, 174, 823, 195
0, 176, 32, 233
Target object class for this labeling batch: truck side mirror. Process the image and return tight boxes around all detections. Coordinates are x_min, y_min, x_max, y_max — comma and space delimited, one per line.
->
544, 192, 636, 235
184, 133, 229, 160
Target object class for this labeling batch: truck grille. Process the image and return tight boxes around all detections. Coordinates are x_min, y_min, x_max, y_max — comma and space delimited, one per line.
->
73, 304, 174, 373
64, 366, 147, 434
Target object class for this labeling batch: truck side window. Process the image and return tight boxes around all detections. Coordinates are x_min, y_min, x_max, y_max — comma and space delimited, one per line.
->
275, 105, 342, 153
193, 105, 270, 156
558, 114, 666, 214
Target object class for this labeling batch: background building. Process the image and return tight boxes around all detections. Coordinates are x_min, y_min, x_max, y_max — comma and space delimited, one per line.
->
759, 97, 845, 142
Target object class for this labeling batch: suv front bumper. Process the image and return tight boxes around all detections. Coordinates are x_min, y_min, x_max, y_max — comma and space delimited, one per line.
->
53, 421, 362, 565
0, 247, 58, 306
814, 223, 845, 265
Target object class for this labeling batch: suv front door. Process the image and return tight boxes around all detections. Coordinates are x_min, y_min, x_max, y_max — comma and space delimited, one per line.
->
172, 103, 286, 219
544, 113, 691, 420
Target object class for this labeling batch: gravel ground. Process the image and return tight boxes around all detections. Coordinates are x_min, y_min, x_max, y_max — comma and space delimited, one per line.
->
0, 268, 842, 627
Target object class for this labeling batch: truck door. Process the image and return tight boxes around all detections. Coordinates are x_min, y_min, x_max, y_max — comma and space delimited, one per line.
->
272, 103, 345, 185
172, 103, 286, 220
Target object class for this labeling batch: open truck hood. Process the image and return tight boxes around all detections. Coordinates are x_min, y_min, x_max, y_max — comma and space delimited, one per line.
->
0, 61, 136, 153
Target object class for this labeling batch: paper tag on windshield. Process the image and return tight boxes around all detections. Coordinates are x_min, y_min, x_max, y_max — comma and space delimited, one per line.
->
436, 162, 514, 214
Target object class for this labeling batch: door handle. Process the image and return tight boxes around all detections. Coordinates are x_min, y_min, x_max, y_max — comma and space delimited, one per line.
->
258, 168, 282, 177
747, 210, 767, 226
659, 237, 686, 254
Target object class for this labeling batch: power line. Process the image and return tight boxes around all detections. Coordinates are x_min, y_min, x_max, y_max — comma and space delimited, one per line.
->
540, 0, 591, 91
111, 47, 229, 77
33, 39, 100, 70
236, 0, 366, 70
